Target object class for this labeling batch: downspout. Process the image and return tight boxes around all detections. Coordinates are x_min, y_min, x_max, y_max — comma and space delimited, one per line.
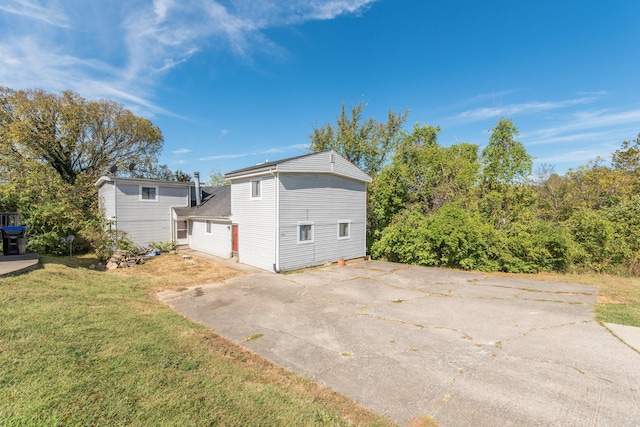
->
272, 169, 281, 273
113, 181, 118, 232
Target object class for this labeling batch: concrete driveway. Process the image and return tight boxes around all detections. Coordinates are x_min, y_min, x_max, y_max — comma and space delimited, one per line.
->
158, 260, 640, 426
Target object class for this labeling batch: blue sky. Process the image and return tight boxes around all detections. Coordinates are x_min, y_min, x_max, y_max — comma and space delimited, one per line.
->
2, 0, 640, 177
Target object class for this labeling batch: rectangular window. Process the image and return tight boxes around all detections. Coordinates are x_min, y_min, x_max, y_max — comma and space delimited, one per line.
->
338, 221, 350, 239
206, 220, 212, 234
140, 186, 158, 201
298, 223, 314, 244
251, 179, 261, 199
177, 221, 188, 239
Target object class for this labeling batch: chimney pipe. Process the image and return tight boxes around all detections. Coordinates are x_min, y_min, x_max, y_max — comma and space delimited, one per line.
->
194, 171, 201, 206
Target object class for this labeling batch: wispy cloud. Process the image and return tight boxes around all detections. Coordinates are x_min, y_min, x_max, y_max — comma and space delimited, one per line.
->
535, 149, 610, 166
172, 148, 192, 155
524, 110, 640, 142
0, 0, 70, 28
0, 0, 377, 115
451, 94, 603, 123
199, 153, 253, 161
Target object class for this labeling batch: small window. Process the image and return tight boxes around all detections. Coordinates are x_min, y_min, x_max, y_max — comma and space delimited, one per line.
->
298, 223, 314, 244
338, 221, 350, 239
140, 186, 158, 201
251, 179, 261, 199
206, 220, 212, 234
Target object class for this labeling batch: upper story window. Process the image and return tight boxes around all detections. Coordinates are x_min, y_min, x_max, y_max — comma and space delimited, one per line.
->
251, 179, 261, 199
139, 185, 158, 201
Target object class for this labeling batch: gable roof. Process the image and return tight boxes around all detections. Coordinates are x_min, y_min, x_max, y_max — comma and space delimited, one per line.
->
94, 175, 193, 189
174, 185, 231, 219
224, 150, 372, 183
224, 151, 316, 177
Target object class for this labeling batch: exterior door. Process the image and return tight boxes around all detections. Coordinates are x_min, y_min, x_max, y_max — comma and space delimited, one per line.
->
176, 220, 188, 245
232, 224, 238, 254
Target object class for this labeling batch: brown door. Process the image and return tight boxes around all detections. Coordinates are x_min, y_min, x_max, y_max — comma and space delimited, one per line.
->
232, 225, 238, 252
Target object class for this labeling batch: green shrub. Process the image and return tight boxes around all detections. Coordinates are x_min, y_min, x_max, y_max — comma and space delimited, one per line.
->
567, 208, 631, 272
149, 241, 177, 252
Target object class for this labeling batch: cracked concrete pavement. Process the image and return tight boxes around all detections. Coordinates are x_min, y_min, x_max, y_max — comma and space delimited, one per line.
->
157, 260, 640, 426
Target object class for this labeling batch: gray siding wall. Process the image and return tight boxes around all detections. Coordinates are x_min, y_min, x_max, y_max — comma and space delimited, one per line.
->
278, 173, 367, 271
230, 175, 276, 271
277, 151, 371, 183
114, 183, 189, 246
189, 220, 231, 258
98, 182, 116, 220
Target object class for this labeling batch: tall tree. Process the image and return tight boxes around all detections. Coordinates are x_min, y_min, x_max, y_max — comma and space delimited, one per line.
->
309, 101, 408, 177
0, 87, 163, 184
480, 118, 533, 189
612, 133, 640, 174
369, 124, 479, 239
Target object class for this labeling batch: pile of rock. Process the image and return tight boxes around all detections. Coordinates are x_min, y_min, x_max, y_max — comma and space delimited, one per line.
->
105, 250, 145, 270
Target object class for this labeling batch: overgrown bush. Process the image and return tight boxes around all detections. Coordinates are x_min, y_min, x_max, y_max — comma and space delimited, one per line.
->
149, 241, 177, 252
567, 208, 631, 272
371, 204, 499, 271
82, 219, 135, 261
372, 203, 576, 273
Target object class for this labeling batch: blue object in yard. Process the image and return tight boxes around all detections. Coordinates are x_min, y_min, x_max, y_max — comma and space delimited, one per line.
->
1, 226, 27, 255
2, 226, 26, 235
144, 249, 162, 257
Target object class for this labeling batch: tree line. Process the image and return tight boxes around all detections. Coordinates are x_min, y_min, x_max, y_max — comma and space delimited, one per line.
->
2, 88, 639, 275
0, 87, 191, 254
311, 102, 640, 275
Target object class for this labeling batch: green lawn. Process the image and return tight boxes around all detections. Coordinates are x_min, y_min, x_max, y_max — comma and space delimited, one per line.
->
0, 256, 394, 426
2, 255, 636, 427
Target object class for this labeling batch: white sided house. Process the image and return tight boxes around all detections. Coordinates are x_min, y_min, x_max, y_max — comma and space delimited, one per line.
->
95, 176, 193, 245
95, 150, 372, 272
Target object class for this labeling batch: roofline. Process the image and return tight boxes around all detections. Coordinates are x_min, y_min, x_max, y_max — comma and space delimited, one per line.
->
225, 168, 372, 183
224, 150, 372, 183
224, 150, 332, 178
94, 176, 194, 188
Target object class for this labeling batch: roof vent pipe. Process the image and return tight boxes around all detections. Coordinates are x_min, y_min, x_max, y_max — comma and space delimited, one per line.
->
194, 171, 202, 206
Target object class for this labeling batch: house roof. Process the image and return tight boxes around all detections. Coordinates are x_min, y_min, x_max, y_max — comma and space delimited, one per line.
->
224, 150, 372, 183
224, 151, 318, 177
174, 185, 231, 219
94, 175, 193, 188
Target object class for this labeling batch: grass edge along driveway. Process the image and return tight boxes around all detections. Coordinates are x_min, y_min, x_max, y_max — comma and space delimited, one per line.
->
0, 255, 400, 427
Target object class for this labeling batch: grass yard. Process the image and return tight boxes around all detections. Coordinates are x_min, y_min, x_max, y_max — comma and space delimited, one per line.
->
0, 254, 394, 426
487, 271, 640, 327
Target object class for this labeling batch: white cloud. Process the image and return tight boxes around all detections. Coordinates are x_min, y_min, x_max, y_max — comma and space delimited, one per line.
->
0, 0, 70, 27
0, 0, 376, 116
199, 153, 252, 161
172, 148, 192, 155
535, 149, 609, 166
523, 110, 640, 142
451, 95, 602, 123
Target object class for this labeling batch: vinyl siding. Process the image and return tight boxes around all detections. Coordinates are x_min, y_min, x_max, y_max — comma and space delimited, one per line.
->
276, 151, 371, 183
230, 175, 276, 271
189, 220, 232, 258
98, 182, 116, 220
114, 183, 189, 246
278, 173, 367, 271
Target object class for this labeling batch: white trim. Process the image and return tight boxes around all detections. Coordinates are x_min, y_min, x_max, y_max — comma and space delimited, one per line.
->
297, 221, 314, 244
205, 220, 213, 234
337, 220, 351, 240
139, 185, 159, 202
250, 178, 262, 200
